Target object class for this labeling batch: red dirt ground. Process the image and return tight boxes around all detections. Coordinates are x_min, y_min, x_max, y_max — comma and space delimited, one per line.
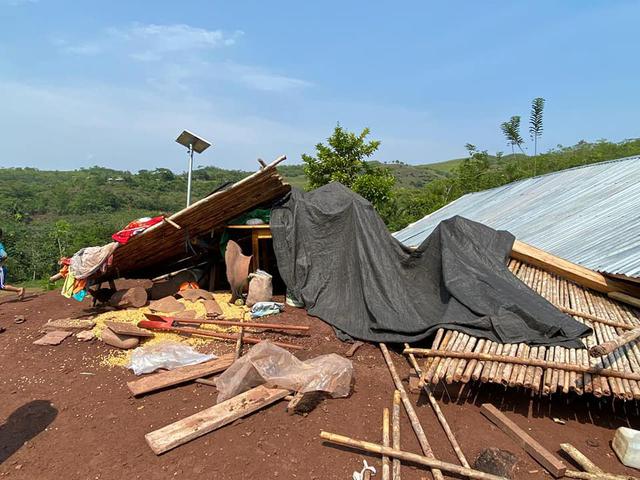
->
1, 289, 639, 480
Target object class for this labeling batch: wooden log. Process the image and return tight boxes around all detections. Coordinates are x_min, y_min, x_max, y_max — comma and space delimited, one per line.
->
164, 217, 182, 230
392, 390, 401, 480
109, 287, 148, 308
320, 431, 509, 480
127, 354, 234, 396
382, 407, 391, 480
564, 470, 638, 480
379, 343, 444, 480
404, 348, 640, 383
194, 377, 217, 387
345, 341, 364, 357
559, 443, 603, 474
590, 327, 640, 358
404, 343, 470, 468
480, 404, 566, 478
146, 385, 290, 454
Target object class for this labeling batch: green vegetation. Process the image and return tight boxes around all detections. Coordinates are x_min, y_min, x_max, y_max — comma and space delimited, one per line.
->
302, 125, 395, 211
2, 134, 639, 284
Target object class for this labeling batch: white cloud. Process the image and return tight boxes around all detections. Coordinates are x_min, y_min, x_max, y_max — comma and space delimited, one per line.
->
227, 64, 313, 92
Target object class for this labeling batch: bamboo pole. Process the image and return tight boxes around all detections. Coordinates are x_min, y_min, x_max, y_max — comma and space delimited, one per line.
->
555, 305, 634, 330
392, 390, 401, 480
405, 343, 470, 468
383, 408, 391, 480
379, 343, 444, 480
320, 431, 509, 480
403, 348, 640, 382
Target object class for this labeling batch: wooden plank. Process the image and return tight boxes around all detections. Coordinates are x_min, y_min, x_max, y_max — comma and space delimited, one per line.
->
146, 385, 290, 454
609, 291, 640, 310
127, 354, 235, 396
511, 241, 639, 297
104, 321, 154, 338
480, 403, 566, 477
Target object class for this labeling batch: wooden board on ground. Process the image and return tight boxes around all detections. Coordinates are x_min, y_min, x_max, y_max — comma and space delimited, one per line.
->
104, 320, 154, 338
33, 330, 73, 345
127, 353, 235, 396
480, 403, 566, 478
202, 299, 223, 318
145, 385, 290, 454
42, 318, 95, 332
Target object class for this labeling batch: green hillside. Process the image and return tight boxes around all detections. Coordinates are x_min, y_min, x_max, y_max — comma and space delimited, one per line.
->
2, 138, 639, 283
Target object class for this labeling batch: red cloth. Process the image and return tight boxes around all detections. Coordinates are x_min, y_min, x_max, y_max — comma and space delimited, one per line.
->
112, 216, 164, 244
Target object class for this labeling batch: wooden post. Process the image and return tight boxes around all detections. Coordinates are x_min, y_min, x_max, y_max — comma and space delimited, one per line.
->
480, 404, 566, 477
404, 343, 470, 468
379, 343, 444, 480
320, 431, 509, 480
392, 390, 401, 480
382, 408, 390, 480
235, 313, 245, 360
589, 327, 640, 358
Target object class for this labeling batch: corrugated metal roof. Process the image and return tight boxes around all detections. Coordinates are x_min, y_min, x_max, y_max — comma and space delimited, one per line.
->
393, 156, 640, 277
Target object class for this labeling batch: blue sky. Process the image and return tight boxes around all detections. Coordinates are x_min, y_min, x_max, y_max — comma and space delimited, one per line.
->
1, 1, 639, 172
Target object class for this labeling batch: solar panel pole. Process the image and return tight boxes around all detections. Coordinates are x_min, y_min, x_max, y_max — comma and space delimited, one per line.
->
186, 143, 194, 207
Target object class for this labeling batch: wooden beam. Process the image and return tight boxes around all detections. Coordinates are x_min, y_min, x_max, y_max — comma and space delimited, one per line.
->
146, 385, 290, 454
127, 354, 234, 396
480, 403, 566, 478
590, 327, 640, 357
320, 431, 509, 480
609, 292, 640, 310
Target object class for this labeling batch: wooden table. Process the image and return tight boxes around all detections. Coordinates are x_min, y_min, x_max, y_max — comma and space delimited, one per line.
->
225, 225, 272, 271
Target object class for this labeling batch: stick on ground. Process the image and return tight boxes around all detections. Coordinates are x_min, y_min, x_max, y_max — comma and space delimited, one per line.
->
392, 390, 401, 480
320, 431, 509, 480
382, 407, 390, 480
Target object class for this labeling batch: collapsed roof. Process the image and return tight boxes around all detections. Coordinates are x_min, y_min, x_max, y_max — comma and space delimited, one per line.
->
393, 156, 640, 280
96, 156, 290, 281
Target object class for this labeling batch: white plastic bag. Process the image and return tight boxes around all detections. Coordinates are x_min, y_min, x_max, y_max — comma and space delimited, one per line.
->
128, 341, 215, 375
215, 341, 353, 403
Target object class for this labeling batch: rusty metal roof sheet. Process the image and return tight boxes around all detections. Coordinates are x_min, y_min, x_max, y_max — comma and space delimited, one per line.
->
393, 156, 640, 278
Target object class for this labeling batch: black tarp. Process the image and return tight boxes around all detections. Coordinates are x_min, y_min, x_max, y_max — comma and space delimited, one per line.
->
271, 183, 591, 348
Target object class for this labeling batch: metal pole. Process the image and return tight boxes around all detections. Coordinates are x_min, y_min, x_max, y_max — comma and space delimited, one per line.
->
186, 143, 194, 207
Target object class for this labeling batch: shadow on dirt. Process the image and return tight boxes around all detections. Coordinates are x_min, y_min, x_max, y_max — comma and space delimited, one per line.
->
0, 400, 58, 464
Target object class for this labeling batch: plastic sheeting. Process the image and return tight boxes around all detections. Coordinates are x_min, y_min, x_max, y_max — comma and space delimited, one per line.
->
214, 342, 353, 403
271, 183, 591, 348
128, 342, 216, 375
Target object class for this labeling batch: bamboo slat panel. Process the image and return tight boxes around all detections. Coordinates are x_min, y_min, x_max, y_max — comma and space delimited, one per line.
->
420, 260, 640, 400
96, 164, 290, 280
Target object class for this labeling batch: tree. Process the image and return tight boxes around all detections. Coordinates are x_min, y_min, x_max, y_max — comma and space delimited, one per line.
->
529, 97, 545, 156
302, 124, 395, 210
500, 116, 525, 154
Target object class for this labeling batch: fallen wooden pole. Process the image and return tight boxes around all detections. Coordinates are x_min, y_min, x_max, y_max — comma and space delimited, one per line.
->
379, 343, 444, 480
404, 348, 640, 383
590, 327, 640, 358
565, 470, 638, 480
480, 404, 566, 477
138, 322, 302, 350
170, 317, 310, 331
404, 343, 470, 468
559, 444, 637, 480
320, 431, 509, 480
559, 443, 604, 474
392, 390, 401, 480
146, 385, 290, 454
382, 407, 391, 480
555, 305, 634, 330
